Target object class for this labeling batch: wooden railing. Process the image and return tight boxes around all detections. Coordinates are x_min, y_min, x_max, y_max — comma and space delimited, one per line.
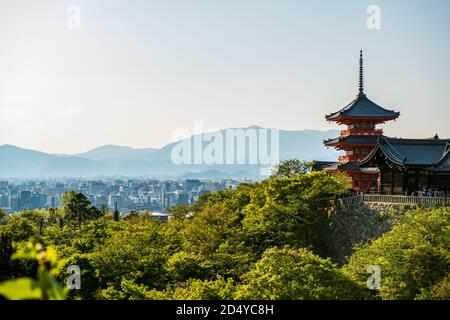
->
338, 194, 450, 207
338, 195, 364, 206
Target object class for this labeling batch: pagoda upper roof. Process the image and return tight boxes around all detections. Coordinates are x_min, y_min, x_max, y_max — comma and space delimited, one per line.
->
359, 137, 450, 167
326, 51, 400, 124
325, 94, 400, 123
324, 135, 379, 147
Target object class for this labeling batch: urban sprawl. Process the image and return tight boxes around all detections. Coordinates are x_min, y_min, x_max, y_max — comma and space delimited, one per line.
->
0, 179, 246, 218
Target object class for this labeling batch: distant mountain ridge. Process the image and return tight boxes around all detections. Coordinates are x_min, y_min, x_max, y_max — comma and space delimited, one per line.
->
75, 145, 157, 160
0, 127, 339, 178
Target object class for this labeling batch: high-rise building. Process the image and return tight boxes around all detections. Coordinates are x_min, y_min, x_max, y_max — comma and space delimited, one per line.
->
177, 192, 190, 206
8, 196, 19, 212
0, 194, 9, 207
32, 193, 47, 209
47, 196, 58, 208
19, 191, 32, 209
184, 179, 201, 192
108, 195, 123, 210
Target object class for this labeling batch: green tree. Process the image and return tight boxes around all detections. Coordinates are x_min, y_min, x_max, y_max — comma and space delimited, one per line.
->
169, 277, 237, 300
166, 251, 208, 282
91, 219, 167, 292
61, 191, 100, 228
167, 204, 191, 220
1, 214, 39, 242
236, 247, 366, 300
0, 208, 7, 222
343, 207, 450, 300
430, 272, 450, 300
242, 172, 351, 256
271, 159, 314, 178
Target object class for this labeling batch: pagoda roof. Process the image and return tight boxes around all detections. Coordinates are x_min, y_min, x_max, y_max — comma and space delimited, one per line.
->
312, 161, 339, 171
359, 137, 450, 167
325, 94, 400, 123
338, 162, 379, 173
324, 135, 379, 147
313, 160, 378, 173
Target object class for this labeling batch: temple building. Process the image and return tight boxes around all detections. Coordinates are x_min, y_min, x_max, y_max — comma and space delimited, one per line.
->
359, 137, 450, 194
314, 51, 450, 194
314, 51, 400, 191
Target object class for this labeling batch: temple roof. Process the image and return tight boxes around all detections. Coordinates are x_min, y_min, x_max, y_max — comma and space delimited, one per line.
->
324, 135, 379, 147
359, 137, 450, 167
325, 94, 400, 122
430, 145, 450, 172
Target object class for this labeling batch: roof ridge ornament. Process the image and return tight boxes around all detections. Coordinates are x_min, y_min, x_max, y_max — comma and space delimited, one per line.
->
358, 50, 365, 97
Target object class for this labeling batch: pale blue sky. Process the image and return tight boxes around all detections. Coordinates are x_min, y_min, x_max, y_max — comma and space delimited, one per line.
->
1, 0, 449, 153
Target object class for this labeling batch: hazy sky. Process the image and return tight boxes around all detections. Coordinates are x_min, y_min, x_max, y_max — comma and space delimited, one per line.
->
1, 0, 449, 154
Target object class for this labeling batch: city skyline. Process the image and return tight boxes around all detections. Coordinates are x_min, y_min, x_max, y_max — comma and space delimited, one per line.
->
1, 0, 450, 154
0, 177, 242, 214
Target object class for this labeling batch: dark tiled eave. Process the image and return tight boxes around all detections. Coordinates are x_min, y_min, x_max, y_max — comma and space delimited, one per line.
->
359, 137, 450, 168
324, 135, 379, 147
430, 146, 450, 172
326, 94, 400, 122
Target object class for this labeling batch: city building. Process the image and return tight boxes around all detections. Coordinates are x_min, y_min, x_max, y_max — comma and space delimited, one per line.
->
0, 178, 246, 214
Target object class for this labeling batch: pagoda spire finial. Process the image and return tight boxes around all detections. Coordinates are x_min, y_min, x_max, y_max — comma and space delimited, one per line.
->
359, 50, 365, 96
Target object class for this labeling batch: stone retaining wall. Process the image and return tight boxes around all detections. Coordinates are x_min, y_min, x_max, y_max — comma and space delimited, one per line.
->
327, 202, 412, 265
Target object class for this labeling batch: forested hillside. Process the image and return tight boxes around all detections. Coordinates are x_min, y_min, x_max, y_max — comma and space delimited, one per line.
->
0, 170, 448, 300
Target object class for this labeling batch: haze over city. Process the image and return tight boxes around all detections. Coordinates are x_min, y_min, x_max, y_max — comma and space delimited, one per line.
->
1, 0, 450, 154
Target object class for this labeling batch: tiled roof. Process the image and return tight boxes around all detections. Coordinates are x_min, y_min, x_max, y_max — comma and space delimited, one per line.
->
326, 95, 400, 121
311, 161, 339, 171
360, 137, 450, 167
430, 145, 450, 172
324, 135, 379, 146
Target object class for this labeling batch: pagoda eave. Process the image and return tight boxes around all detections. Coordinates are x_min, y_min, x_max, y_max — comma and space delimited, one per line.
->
324, 166, 379, 175
325, 114, 400, 125
324, 143, 377, 150
324, 135, 380, 149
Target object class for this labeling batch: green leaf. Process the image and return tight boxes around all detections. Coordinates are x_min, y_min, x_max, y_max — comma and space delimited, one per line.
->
38, 267, 67, 300
0, 278, 42, 300
11, 242, 39, 261
45, 246, 58, 266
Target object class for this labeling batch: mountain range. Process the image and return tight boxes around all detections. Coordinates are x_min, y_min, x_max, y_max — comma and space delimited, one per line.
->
0, 127, 339, 178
